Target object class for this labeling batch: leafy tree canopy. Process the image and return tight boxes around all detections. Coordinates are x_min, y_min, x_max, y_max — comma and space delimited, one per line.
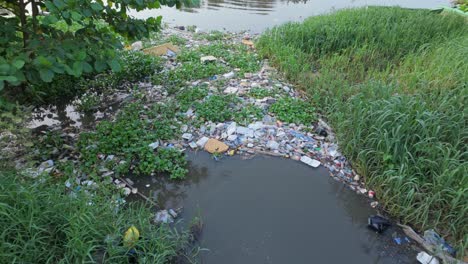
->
0, 0, 188, 91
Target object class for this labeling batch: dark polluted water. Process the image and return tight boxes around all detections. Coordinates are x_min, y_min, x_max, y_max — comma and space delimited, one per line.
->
131, 0, 450, 33
131, 151, 417, 263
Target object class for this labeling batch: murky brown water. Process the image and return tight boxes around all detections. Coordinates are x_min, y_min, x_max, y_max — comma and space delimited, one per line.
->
131, 0, 449, 32
131, 151, 417, 263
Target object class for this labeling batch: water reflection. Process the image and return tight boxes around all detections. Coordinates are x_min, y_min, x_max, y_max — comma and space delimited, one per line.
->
131, 0, 449, 32
182, 0, 308, 15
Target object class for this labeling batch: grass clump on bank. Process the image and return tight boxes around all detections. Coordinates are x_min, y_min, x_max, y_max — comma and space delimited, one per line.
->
0, 168, 189, 263
258, 6, 467, 255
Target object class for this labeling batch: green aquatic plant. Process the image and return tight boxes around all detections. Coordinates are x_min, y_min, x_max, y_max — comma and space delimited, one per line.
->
269, 97, 315, 124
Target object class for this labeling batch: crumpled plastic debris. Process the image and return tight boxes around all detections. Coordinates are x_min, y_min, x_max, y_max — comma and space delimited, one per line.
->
123, 225, 140, 248
423, 230, 456, 256
368, 215, 391, 233
155, 209, 179, 224
417, 251, 439, 264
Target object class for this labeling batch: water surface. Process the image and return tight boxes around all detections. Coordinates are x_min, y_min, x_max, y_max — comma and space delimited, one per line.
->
131, 0, 449, 32
132, 152, 417, 263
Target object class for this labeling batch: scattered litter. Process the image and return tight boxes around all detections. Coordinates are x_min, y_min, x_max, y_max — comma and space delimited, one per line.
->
39, 160, 54, 170
417, 251, 439, 264
125, 178, 134, 185
143, 43, 180, 56
131, 41, 143, 51
370, 201, 379, 208
182, 133, 193, 141
393, 235, 410, 245
155, 209, 177, 224
201, 55, 217, 63
227, 122, 237, 135
123, 187, 131, 196
148, 141, 159, 149
189, 142, 198, 149
204, 138, 229, 153
123, 226, 140, 248
368, 190, 376, 198
423, 230, 456, 256
368, 215, 391, 233
196, 136, 209, 148
227, 134, 238, 141
266, 140, 279, 150
241, 38, 254, 47
224, 86, 239, 94
300, 156, 320, 168
168, 208, 178, 218
223, 71, 235, 79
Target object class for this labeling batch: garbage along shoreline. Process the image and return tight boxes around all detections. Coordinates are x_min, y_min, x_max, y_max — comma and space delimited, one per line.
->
26, 26, 463, 264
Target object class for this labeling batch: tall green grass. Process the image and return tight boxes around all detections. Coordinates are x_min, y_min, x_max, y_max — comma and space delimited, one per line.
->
0, 168, 189, 263
258, 7, 467, 256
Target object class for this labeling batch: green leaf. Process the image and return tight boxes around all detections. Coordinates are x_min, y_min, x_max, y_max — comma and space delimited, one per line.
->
72, 61, 83, 76
34, 56, 53, 68
51, 65, 65, 74
0, 76, 18, 82
44, 1, 57, 11
71, 11, 82, 20
94, 60, 107, 72
39, 69, 54, 82
90, 3, 103, 11
82, 62, 93, 73
13, 70, 26, 83
108, 59, 121, 72
0, 64, 10, 74
12, 60, 25, 69
53, 0, 66, 9
76, 50, 87, 61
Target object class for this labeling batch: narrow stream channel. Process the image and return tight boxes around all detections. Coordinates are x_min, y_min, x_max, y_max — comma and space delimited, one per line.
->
130, 151, 416, 263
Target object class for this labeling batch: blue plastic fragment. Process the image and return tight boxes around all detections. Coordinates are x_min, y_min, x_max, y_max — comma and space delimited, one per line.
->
394, 237, 402, 245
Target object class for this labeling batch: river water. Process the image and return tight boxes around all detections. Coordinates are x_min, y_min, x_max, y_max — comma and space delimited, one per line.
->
131, 151, 417, 263
131, 0, 449, 32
